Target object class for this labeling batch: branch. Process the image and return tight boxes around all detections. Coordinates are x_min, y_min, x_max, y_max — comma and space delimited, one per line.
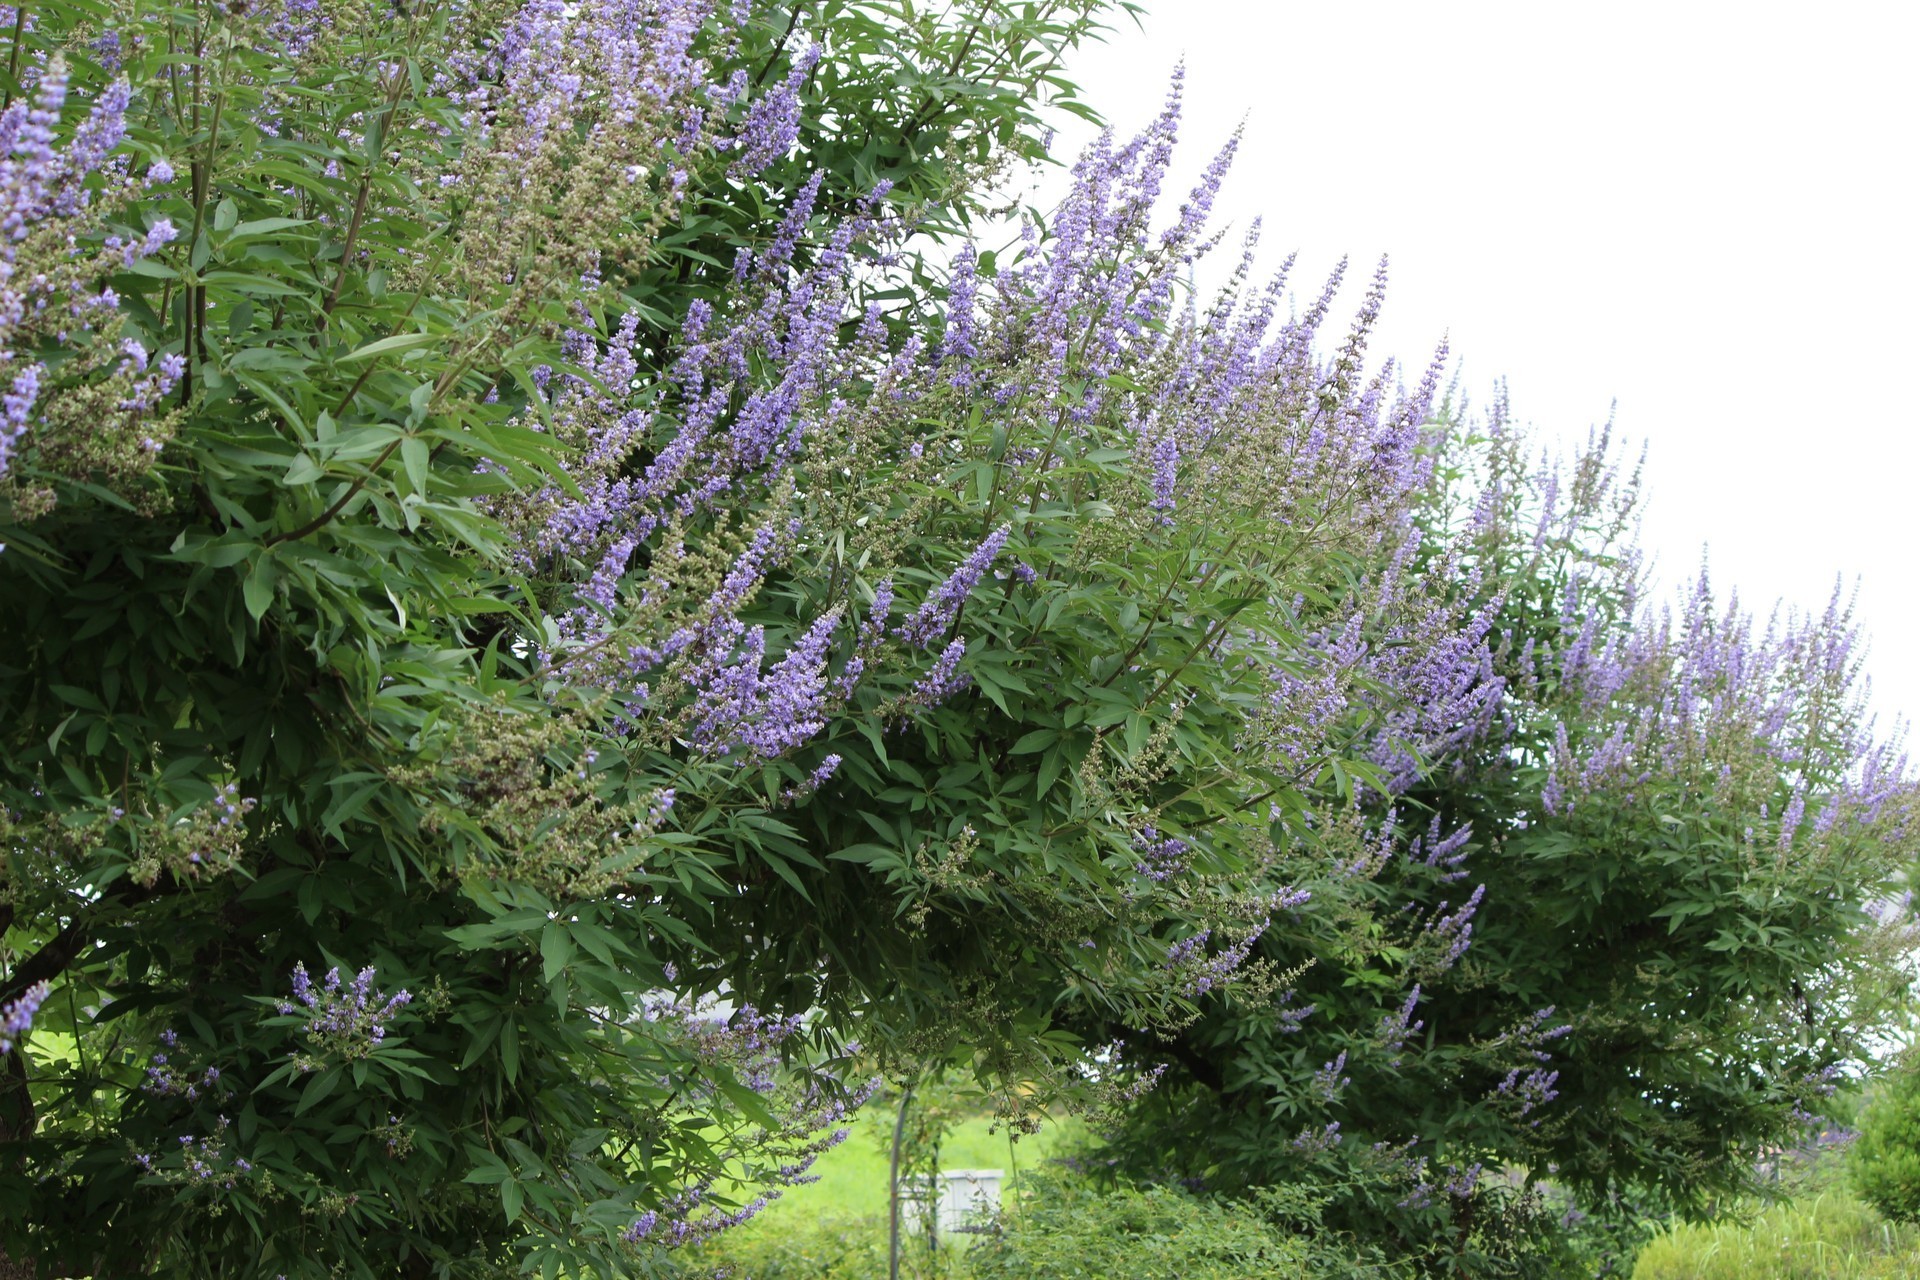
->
0, 918, 93, 1012
754, 6, 804, 87
267, 436, 402, 547
0, 884, 160, 1010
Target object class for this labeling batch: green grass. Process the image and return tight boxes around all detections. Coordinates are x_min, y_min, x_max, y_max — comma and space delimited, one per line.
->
687, 1108, 1081, 1277
743, 1107, 1079, 1225
1632, 1187, 1920, 1279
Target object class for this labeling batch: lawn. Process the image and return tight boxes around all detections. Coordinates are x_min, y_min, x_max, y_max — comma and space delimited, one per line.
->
741, 1105, 1081, 1226
687, 1104, 1085, 1277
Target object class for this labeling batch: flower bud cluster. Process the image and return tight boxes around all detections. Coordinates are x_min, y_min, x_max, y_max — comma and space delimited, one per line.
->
124, 783, 257, 889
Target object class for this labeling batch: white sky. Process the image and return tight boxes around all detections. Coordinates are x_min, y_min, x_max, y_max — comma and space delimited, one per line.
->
1050, 0, 1919, 741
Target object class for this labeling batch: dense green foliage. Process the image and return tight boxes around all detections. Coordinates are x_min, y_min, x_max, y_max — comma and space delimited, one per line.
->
1852, 1065, 1920, 1226
1, 0, 1914, 1277
967, 1171, 1363, 1280
0, 1, 1129, 1273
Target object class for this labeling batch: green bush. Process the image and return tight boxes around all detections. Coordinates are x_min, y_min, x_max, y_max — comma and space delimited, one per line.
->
1852, 1068, 1920, 1225
967, 1171, 1377, 1280
1631, 1188, 1920, 1280
690, 1211, 894, 1280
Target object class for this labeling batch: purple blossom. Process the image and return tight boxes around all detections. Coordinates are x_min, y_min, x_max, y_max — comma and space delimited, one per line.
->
779, 753, 842, 805
906, 637, 971, 709
1313, 1050, 1349, 1102
1166, 921, 1268, 998
941, 243, 980, 383
1146, 433, 1179, 525
1409, 816, 1473, 881
1, 980, 50, 1053
687, 608, 842, 761
1445, 1162, 1483, 1199
1425, 883, 1485, 970
1291, 1121, 1342, 1153
1378, 985, 1423, 1064
269, 0, 328, 59
1, 363, 41, 478
1276, 990, 1317, 1033
727, 43, 821, 174
1495, 1066, 1561, 1117
1131, 826, 1192, 881
275, 962, 411, 1059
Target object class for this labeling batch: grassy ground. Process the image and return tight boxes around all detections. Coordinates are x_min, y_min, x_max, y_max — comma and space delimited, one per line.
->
1632, 1187, 1920, 1280
687, 1106, 1082, 1277
742, 1106, 1078, 1226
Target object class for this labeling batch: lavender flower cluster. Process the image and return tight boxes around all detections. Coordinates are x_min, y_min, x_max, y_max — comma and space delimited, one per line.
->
2, 58, 179, 504
275, 962, 412, 1062
1376, 985, 1424, 1067
0, 980, 50, 1054
897, 526, 1010, 648
508, 57, 1472, 802
1131, 825, 1193, 882
1164, 919, 1269, 999
132, 1114, 251, 1190
1483, 1007, 1573, 1122
143, 1028, 226, 1101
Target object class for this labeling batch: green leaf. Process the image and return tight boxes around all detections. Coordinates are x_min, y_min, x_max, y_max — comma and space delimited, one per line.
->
1009, 728, 1057, 755
499, 1019, 520, 1084
501, 1178, 525, 1223
227, 216, 314, 240
338, 332, 440, 363
401, 436, 430, 495
294, 1067, 341, 1115
283, 453, 326, 486
540, 921, 574, 986
243, 558, 279, 621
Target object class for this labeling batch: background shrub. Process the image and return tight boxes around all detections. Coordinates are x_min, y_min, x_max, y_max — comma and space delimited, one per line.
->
966, 1169, 1370, 1280
1631, 1187, 1920, 1280
1852, 1066, 1920, 1226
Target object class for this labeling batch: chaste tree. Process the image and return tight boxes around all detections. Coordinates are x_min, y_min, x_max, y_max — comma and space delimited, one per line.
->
0, 1, 1913, 1277
1089, 409, 1920, 1270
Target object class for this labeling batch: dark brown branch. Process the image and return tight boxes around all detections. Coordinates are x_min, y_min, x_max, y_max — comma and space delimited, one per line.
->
754, 5, 804, 87
0, 918, 94, 1012
267, 437, 402, 547
0, 884, 162, 1011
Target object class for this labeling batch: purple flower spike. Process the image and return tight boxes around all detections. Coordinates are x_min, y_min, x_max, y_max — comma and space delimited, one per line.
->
898, 526, 1010, 649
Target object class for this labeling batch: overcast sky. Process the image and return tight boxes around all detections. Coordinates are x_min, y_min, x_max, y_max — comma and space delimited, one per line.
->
1047, 0, 1918, 740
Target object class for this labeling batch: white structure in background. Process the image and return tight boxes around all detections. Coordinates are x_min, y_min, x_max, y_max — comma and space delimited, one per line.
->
900, 1169, 1004, 1239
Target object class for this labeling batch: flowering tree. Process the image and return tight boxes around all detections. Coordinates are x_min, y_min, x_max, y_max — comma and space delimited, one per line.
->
1, 1, 1913, 1278
0, 1, 1124, 1273
1090, 413, 1920, 1268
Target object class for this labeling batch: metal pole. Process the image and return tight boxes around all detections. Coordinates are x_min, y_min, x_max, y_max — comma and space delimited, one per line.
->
888, 1081, 914, 1280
